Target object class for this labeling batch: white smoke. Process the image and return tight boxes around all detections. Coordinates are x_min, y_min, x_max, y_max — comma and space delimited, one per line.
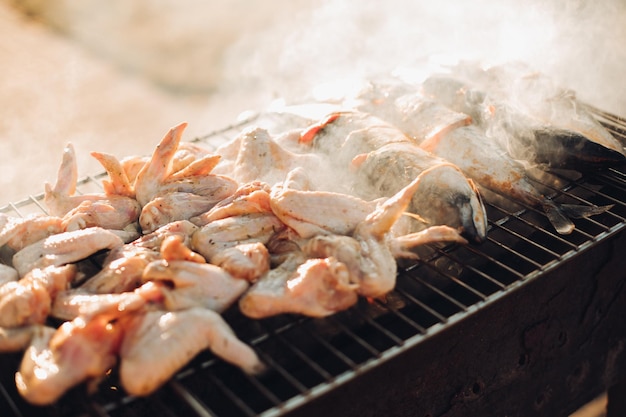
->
216, 0, 626, 115
16, 0, 626, 114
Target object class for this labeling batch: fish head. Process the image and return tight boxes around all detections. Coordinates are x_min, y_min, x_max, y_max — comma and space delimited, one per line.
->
409, 163, 488, 244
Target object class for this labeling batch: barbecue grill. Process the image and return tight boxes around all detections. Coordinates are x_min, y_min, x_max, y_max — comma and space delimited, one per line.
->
1, 105, 625, 417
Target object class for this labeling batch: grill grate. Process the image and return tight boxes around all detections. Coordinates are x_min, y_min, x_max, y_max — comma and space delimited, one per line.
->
1, 108, 626, 417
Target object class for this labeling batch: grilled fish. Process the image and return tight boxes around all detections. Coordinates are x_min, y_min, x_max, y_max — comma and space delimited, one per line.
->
300, 111, 488, 243
353, 142, 487, 243
421, 69, 626, 171
420, 124, 612, 234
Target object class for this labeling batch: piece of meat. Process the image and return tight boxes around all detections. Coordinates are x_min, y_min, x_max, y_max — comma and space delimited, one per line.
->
160, 234, 206, 263
52, 281, 164, 321
139, 192, 225, 234
191, 181, 272, 226
210, 242, 270, 282
0, 265, 76, 327
118, 307, 263, 396
134, 122, 188, 207
12, 227, 124, 277
239, 254, 358, 318
269, 168, 379, 238
61, 198, 141, 232
142, 260, 248, 312
191, 213, 284, 260
0, 214, 65, 252
15, 314, 123, 405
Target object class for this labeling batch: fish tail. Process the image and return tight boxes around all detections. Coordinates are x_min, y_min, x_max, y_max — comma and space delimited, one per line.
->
543, 202, 613, 235
558, 203, 614, 219
544, 203, 575, 235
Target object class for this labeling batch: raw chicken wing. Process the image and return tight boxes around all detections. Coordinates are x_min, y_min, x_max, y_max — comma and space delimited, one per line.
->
118, 307, 263, 396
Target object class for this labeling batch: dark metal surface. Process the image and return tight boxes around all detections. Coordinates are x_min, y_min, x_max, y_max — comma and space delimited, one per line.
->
1, 108, 626, 417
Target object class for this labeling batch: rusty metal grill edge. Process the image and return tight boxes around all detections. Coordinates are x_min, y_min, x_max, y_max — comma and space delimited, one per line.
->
1, 107, 626, 417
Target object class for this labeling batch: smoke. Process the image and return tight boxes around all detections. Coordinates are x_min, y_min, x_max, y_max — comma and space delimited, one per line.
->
15, 0, 626, 114
216, 0, 626, 115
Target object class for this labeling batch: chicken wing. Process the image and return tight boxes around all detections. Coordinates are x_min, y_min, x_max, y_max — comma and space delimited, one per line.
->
118, 307, 263, 396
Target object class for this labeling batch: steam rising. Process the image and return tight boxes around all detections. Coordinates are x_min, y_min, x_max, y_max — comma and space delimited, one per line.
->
16, 0, 626, 114
216, 0, 626, 115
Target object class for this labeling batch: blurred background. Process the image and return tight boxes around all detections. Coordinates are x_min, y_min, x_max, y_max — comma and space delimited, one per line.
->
1, 0, 625, 203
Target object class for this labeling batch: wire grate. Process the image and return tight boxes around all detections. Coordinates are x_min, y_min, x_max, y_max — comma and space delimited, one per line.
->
1, 108, 626, 417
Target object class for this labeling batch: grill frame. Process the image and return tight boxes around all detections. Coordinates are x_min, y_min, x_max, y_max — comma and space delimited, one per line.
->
1, 108, 626, 417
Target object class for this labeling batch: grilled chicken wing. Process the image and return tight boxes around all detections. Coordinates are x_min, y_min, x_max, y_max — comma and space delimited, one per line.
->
0, 265, 76, 327
142, 260, 249, 312
62, 198, 141, 233
160, 234, 206, 263
139, 191, 227, 234
191, 181, 272, 226
51, 281, 163, 321
134, 123, 188, 207
215, 126, 327, 188
90, 151, 136, 198
44, 144, 141, 232
79, 221, 199, 294
209, 242, 270, 282
269, 168, 379, 238
239, 252, 358, 318
0, 214, 65, 252
191, 212, 284, 260
12, 227, 124, 277
15, 314, 123, 406
118, 307, 263, 396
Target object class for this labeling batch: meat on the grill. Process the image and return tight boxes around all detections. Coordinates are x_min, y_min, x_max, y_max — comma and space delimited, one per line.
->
239, 252, 359, 318
118, 307, 263, 396
269, 167, 380, 239
12, 227, 124, 277
213, 126, 332, 190
191, 180, 272, 226
159, 234, 206, 263
141, 259, 249, 312
298, 111, 488, 243
420, 124, 613, 235
15, 314, 123, 406
420, 66, 626, 171
191, 213, 283, 249
209, 242, 271, 282
0, 265, 76, 327
44, 143, 141, 231
0, 214, 64, 252
1, 61, 622, 407
51, 281, 163, 321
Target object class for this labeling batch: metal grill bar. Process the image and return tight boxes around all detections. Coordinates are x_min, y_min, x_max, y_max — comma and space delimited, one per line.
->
373, 297, 428, 334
